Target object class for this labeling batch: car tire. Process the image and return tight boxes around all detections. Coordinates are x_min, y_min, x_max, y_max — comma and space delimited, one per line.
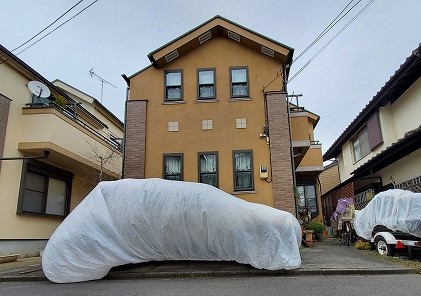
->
375, 236, 396, 256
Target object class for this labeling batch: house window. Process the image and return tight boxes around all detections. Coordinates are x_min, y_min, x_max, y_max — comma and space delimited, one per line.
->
297, 184, 318, 218
352, 127, 370, 162
236, 118, 247, 129
199, 152, 218, 187
168, 121, 179, 132
230, 67, 249, 97
233, 150, 254, 191
202, 119, 213, 130
165, 71, 182, 101
163, 154, 183, 180
17, 160, 73, 217
198, 69, 215, 99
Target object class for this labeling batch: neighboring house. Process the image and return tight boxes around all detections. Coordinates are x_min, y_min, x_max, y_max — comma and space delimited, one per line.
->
319, 160, 340, 195
122, 16, 324, 220
322, 43, 421, 222
0, 44, 123, 256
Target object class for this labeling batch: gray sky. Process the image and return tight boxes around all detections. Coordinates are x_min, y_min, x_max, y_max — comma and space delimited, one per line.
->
1, 0, 420, 154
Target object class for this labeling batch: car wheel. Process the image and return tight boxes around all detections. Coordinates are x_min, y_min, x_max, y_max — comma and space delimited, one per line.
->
375, 236, 396, 256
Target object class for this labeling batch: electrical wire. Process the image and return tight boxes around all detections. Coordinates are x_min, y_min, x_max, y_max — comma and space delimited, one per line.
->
263, 0, 362, 91
14, 1, 98, 56
0, 1, 97, 64
292, 0, 360, 64
288, 0, 376, 84
11, 0, 85, 53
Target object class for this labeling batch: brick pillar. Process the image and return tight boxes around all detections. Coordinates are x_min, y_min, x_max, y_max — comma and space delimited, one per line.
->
123, 100, 147, 179
0, 94, 11, 172
265, 91, 295, 216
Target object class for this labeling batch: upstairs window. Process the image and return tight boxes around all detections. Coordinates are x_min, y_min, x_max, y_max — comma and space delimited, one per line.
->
163, 154, 183, 180
230, 67, 249, 97
352, 127, 369, 162
233, 150, 254, 191
165, 71, 182, 101
198, 69, 216, 99
199, 152, 218, 187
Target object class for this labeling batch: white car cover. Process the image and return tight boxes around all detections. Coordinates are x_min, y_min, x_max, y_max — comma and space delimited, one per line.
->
354, 189, 421, 240
42, 178, 302, 283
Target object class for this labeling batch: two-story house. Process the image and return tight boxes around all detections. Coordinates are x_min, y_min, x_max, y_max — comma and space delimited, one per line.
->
0, 43, 123, 256
322, 42, 421, 221
123, 16, 324, 221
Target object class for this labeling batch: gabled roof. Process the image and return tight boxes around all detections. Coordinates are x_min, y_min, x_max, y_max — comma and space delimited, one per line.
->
130, 15, 294, 78
323, 43, 421, 161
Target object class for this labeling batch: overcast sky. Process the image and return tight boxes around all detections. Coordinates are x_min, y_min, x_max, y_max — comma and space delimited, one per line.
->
1, 0, 420, 155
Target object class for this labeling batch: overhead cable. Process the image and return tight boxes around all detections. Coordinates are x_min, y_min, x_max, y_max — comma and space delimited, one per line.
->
288, 0, 376, 84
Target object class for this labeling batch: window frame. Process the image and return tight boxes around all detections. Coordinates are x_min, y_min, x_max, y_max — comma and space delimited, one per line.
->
296, 184, 318, 218
163, 153, 183, 181
164, 70, 183, 101
17, 159, 73, 218
197, 68, 216, 100
230, 66, 249, 98
352, 126, 370, 162
198, 152, 218, 188
232, 149, 254, 191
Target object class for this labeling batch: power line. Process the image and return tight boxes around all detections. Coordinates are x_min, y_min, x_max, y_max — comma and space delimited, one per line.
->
0, 1, 97, 64
14, 1, 98, 56
263, 0, 362, 91
11, 0, 85, 53
292, 0, 360, 64
288, 0, 376, 84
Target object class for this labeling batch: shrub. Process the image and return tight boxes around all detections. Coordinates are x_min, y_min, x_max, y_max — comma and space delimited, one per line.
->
354, 240, 372, 250
305, 221, 325, 234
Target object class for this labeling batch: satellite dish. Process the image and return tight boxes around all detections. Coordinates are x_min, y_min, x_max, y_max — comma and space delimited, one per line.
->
27, 81, 51, 98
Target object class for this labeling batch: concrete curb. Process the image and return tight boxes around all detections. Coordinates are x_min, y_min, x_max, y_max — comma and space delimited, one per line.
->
0, 267, 416, 283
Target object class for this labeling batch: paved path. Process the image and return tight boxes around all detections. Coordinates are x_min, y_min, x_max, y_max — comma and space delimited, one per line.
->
0, 238, 415, 282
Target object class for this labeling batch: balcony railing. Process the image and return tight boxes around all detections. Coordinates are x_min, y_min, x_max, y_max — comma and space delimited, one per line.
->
24, 103, 122, 152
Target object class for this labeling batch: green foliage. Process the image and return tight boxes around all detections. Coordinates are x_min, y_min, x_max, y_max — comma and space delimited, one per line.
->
354, 240, 372, 250
305, 221, 325, 234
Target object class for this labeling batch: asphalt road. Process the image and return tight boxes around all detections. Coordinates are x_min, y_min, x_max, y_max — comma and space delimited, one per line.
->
1, 274, 421, 296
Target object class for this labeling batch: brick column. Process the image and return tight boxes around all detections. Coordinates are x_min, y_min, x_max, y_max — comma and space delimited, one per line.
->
0, 94, 11, 172
123, 100, 147, 179
265, 91, 295, 216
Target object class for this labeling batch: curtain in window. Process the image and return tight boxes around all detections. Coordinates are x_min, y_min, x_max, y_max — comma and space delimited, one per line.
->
199, 71, 215, 98
166, 72, 181, 100
200, 154, 217, 186
165, 156, 181, 180
200, 154, 216, 172
166, 72, 181, 86
231, 69, 246, 83
199, 71, 214, 84
231, 69, 248, 96
235, 152, 252, 189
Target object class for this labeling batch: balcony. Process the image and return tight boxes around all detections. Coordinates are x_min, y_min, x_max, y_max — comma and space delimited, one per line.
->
296, 143, 324, 173
19, 105, 122, 176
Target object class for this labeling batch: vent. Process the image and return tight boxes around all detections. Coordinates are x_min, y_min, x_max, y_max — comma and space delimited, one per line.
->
261, 46, 274, 57
165, 50, 179, 63
199, 31, 212, 44
227, 30, 240, 42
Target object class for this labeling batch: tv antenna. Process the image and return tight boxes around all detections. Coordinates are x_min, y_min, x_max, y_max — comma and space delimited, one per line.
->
89, 68, 116, 103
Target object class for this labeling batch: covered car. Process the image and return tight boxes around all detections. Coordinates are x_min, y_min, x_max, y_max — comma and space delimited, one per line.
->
42, 178, 302, 283
354, 189, 421, 240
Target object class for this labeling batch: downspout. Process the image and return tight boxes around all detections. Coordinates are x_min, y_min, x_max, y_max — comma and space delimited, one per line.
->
121, 74, 130, 179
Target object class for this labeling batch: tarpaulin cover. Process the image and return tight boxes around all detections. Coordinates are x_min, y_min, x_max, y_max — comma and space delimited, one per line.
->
331, 197, 354, 221
354, 189, 421, 240
42, 178, 302, 283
